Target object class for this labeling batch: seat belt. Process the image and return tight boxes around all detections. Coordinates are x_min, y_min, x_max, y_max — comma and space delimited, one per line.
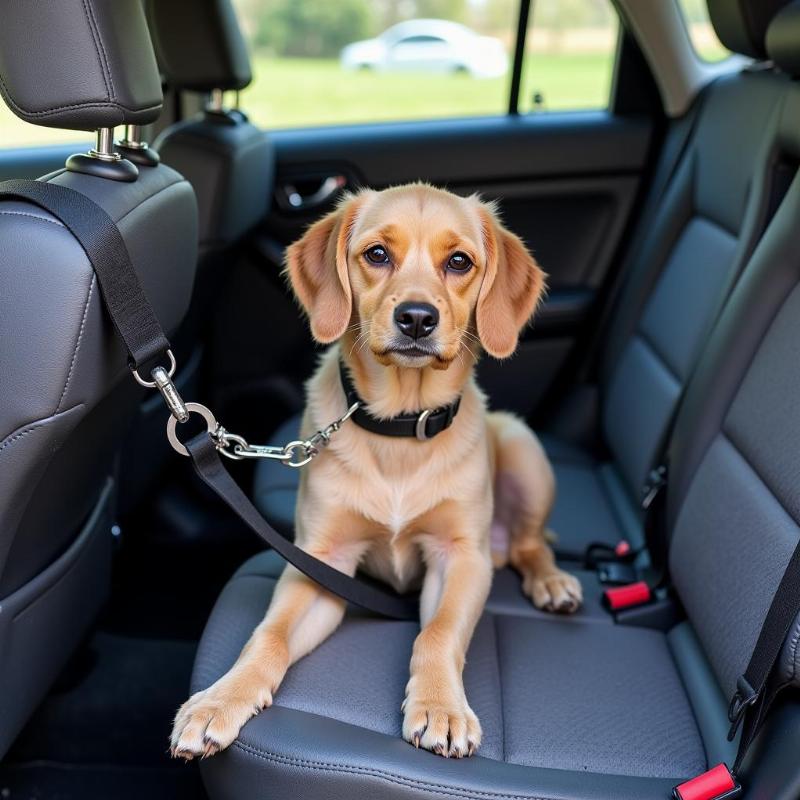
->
0, 179, 419, 622
673, 535, 800, 800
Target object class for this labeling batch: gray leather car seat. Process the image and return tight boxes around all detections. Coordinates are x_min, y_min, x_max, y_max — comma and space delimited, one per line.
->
0, 0, 197, 758
118, 0, 274, 509
252, 0, 791, 561
190, 9, 800, 796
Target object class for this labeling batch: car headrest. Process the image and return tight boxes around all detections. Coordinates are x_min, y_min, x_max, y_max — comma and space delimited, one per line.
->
707, 0, 791, 59
0, 0, 162, 131
766, 1, 800, 76
145, 0, 252, 93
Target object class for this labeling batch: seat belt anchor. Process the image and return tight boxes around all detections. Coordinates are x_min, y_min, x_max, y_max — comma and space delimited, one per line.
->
727, 675, 759, 741
641, 464, 667, 510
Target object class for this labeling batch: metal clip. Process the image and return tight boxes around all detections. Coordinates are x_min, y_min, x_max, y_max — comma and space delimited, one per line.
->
131, 349, 177, 388
166, 402, 219, 456
641, 464, 668, 511
163, 393, 359, 469
214, 402, 360, 468
152, 366, 189, 423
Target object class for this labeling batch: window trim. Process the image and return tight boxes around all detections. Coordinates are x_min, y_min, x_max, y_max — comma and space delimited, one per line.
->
508, 0, 532, 115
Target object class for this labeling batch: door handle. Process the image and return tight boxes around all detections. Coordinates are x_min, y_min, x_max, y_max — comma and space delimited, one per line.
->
276, 175, 347, 212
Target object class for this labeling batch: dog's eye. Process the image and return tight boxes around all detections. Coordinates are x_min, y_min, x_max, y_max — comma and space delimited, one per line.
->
364, 245, 390, 265
447, 252, 472, 273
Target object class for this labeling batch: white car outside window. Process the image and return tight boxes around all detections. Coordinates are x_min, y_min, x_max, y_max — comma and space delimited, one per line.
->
341, 19, 508, 78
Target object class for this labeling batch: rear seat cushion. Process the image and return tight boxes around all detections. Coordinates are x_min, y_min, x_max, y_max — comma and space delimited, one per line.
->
253, 416, 640, 560
194, 552, 706, 800
249, 549, 611, 623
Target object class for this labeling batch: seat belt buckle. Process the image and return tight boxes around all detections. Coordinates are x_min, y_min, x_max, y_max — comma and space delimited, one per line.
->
602, 580, 651, 611
597, 560, 640, 585
584, 539, 637, 570
672, 763, 742, 800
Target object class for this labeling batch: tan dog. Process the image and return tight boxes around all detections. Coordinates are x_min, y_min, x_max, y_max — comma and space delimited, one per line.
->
171, 183, 582, 761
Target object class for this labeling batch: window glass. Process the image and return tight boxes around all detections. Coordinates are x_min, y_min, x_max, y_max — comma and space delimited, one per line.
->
0, 106, 89, 149
677, 0, 731, 62
232, 0, 516, 128
519, 0, 618, 114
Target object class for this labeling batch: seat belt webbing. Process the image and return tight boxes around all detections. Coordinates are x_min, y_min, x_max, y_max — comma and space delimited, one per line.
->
673, 534, 800, 799
0, 179, 170, 370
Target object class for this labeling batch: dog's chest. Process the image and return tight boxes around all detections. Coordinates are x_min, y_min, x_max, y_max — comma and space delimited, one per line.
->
340, 447, 446, 536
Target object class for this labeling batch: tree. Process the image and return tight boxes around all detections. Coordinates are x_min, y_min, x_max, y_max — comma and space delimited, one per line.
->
253, 0, 373, 57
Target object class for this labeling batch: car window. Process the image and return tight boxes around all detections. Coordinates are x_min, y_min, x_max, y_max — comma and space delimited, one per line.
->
232, 0, 622, 129
518, 0, 619, 114
230, 0, 516, 128
0, 108, 89, 149
677, 0, 731, 62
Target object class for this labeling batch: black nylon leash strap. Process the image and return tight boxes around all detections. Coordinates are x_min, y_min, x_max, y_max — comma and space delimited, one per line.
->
186, 433, 419, 620
0, 179, 170, 369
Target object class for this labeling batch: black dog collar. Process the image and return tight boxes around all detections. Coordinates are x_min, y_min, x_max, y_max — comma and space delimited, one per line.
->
339, 362, 461, 441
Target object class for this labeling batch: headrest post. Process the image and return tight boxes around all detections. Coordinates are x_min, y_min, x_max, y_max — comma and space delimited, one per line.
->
117, 124, 161, 168
207, 89, 226, 113
66, 127, 139, 182
92, 128, 120, 161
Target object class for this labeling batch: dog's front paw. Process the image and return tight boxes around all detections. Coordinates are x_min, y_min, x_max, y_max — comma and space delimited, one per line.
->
170, 674, 273, 760
402, 679, 481, 758
523, 567, 582, 613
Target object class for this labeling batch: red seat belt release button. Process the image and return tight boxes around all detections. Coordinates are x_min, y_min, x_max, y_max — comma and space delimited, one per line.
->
672, 763, 742, 800
602, 580, 651, 611
614, 539, 632, 558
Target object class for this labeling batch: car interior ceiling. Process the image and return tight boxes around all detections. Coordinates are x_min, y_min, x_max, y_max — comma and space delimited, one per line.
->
2, 0, 800, 799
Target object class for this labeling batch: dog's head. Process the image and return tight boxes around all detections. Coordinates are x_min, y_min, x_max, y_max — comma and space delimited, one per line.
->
286, 184, 546, 367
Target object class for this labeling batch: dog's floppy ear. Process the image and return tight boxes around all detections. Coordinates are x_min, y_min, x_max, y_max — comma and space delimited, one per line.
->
475, 204, 546, 359
285, 194, 363, 343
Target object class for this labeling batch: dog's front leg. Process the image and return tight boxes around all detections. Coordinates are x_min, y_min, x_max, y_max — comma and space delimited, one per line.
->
171, 517, 368, 760
402, 515, 492, 758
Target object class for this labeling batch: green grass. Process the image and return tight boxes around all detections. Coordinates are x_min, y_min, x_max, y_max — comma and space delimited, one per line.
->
240, 52, 615, 129
0, 52, 614, 147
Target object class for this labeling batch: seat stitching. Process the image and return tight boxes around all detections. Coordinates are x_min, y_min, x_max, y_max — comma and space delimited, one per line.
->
0, 71, 160, 116
0, 426, 38, 454
80, 0, 111, 101
232, 741, 552, 800
83, 0, 115, 101
0, 210, 64, 228
0, 405, 84, 453
56, 275, 96, 413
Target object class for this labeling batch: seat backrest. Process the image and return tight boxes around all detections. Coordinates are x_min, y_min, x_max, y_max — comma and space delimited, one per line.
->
598, 0, 791, 503
146, 0, 274, 260
0, 0, 197, 755
665, 4, 800, 776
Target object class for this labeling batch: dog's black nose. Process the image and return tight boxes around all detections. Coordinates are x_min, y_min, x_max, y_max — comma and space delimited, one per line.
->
394, 301, 439, 340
